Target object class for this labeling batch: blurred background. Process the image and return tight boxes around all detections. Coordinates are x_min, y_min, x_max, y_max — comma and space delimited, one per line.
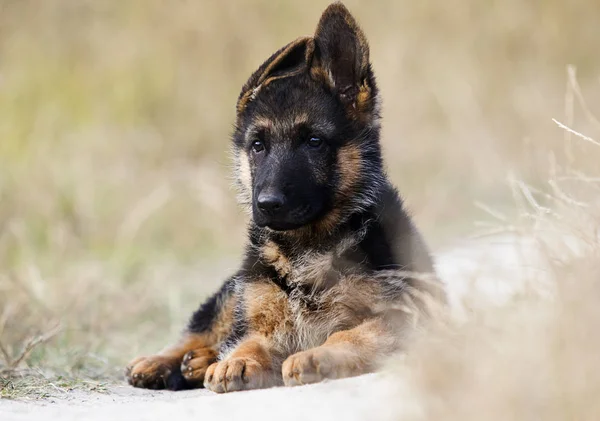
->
1, 0, 599, 386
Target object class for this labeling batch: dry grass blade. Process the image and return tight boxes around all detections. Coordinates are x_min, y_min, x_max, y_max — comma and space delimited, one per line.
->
0, 323, 62, 371
474, 201, 508, 222
552, 118, 600, 147
548, 179, 589, 208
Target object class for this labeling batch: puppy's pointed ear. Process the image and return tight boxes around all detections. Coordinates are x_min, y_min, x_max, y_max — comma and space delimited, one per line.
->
237, 37, 315, 114
312, 2, 374, 118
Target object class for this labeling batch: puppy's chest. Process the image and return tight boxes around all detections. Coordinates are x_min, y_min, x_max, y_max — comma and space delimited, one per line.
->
250, 247, 379, 352
268, 286, 356, 353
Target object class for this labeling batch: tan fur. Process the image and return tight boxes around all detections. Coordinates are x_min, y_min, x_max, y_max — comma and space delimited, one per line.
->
180, 347, 218, 386
204, 334, 281, 392
236, 153, 252, 201
356, 82, 372, 111
336, 143, 363, 198
236, 90, 254, 115
352, 80, 374, 123
249, 116, 275, 132
245, 280, 293, 340
306, 143, 362, 233
293, 112, 310, 127
228, 335, 274, 370
261, 241, 292, 277
281, 317, 395, 386
310, 65, 336, 90
313, 207, 343, 235
243, 117, 274, 145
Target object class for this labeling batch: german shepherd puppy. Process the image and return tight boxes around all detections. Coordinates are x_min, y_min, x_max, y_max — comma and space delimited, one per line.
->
126, 2, 443, 393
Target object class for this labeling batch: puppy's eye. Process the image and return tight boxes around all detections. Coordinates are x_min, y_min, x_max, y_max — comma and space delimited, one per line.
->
251, 140, 265, 153
307, 137, 322, 148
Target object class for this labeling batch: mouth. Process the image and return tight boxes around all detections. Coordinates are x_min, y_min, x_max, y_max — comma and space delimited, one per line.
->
254, 204, 315, 231
260, 220, 306, 231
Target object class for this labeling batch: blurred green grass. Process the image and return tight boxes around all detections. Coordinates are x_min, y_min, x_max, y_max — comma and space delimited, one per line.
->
0, 0, 599, 385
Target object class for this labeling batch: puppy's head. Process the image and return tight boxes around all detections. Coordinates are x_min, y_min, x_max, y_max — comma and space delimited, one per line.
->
232, 2, 385, 233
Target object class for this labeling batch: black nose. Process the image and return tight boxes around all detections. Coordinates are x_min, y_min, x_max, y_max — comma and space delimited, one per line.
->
257, 191, 286, 216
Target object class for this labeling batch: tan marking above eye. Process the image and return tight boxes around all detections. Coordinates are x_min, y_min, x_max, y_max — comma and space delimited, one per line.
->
254, 116, 274, 130
293, 113, 310, 126
244, 117, 274, 144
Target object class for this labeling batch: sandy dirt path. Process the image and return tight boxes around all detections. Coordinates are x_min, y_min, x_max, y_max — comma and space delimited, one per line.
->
0, 235, 543, 421
1, 373, 411, 421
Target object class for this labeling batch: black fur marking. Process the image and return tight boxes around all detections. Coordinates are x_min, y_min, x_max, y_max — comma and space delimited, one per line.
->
351, 215, 396, 271
187, 276, 236, 333
165, 369, 190, 391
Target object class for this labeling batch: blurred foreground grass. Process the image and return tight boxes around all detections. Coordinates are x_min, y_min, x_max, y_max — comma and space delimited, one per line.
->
1, 0, 600, 397
397, 127, 600, 421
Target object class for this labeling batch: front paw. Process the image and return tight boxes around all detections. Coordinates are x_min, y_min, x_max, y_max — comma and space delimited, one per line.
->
180, 348, 217, 387
282, 348, 338, 386
203, 357, 273, 393
125, 355, 185, 390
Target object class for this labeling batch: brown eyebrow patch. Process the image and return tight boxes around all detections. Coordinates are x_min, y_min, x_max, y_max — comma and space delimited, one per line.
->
293, 113, 310, 127
253, 116, 274, 131
245, 117, 274, 143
